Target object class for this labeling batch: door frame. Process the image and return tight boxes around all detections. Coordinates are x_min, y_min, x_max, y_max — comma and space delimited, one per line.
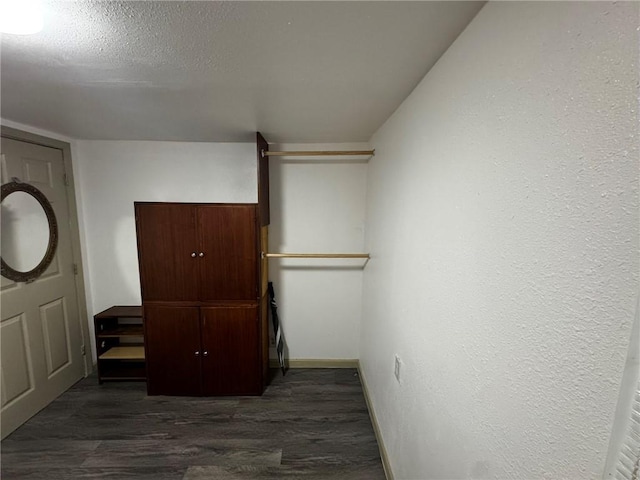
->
1, 125, 92, 376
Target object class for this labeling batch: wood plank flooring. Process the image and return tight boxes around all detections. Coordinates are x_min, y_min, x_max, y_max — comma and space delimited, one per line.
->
1, 368, 386, 480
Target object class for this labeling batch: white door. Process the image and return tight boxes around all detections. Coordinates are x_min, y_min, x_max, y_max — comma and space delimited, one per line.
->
1, 138, 85, 438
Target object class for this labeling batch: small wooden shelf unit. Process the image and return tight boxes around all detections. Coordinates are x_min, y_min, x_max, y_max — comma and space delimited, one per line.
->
94, 306, 145, 383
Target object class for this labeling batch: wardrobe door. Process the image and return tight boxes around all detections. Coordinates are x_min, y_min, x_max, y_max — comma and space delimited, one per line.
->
200, 306, 261, 395
197, 205, 258, 301
135, 203, 199, 301
144, 306, 202, 396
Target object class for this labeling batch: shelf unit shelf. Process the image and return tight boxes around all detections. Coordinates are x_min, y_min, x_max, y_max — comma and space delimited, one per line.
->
97, 326, 144, 337
94, 306, 145, 383
98, 345, 145, 360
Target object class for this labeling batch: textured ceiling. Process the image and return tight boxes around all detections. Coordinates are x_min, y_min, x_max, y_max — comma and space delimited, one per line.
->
1, 1, 484, 142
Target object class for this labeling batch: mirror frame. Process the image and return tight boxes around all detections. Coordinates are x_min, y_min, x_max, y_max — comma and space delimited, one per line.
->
1, 181, 59, 283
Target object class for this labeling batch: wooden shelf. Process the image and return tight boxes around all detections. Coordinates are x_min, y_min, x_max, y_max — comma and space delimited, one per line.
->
99, 363, 146, 381
97, 325, 144, 337
99, 346, 145, 360
94, 305, 146, 384
95, 306, 142, 319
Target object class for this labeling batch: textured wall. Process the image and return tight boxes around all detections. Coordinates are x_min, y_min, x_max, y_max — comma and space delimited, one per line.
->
74, 140, 256, 359
268, 143, 368, 360
360, 2, 639, 479
74, 140, 368, 363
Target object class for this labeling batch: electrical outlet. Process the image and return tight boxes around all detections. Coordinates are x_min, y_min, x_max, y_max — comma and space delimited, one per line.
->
394, 355, 401, 382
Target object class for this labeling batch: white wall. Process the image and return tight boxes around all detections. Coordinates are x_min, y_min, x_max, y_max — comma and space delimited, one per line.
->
360, 3, 639, 479
74, 141, 256, 358
75, 140, 368, 363
268, 143, 368, 360
604, 298, 640, 478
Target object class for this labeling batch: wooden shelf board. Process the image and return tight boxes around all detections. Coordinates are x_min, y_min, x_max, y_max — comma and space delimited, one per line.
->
95, 306, 142, 319
97, 326, 144, 337
99, 346, 145, 360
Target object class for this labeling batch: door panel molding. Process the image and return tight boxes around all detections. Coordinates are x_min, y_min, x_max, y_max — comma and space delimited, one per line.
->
0, 314, 35, 408
40, 297, 72, 377
24, 158, 54, 188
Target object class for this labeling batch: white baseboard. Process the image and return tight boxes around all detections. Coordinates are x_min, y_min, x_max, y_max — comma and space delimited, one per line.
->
269, 358, 359, 369
358, 363, 394, 480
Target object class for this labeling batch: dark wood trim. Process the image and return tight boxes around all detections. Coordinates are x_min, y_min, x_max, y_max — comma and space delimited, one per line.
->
260, 292, 269, 389
257, 132, 270, 226
142, 300, 260, 308
134, 201, 258, 207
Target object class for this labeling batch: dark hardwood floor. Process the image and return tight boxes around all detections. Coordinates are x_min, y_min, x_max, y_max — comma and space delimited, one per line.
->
1, 369, 386, 480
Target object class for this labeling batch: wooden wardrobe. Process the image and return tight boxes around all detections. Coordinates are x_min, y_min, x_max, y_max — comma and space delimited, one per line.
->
135, 202, 268, 396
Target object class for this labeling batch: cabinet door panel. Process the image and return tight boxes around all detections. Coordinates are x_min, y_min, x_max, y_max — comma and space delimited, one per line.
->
201, 306, 261, 395
135, 204, 199, 301
197, 205, 258, 301
144, 306, 201, 396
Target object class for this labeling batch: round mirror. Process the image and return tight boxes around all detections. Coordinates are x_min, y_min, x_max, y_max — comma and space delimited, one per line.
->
1, 182, 58, 282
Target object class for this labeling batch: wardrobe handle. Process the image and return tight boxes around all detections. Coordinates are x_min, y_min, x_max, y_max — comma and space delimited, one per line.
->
195, 350, 200, 356
203, 351, 209, 357
199, 252, 205, 257
191, 252, 197, 258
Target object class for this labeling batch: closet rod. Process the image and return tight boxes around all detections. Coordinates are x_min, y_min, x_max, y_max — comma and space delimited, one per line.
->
262, 253, 370, 259
261, 149, 375, 158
